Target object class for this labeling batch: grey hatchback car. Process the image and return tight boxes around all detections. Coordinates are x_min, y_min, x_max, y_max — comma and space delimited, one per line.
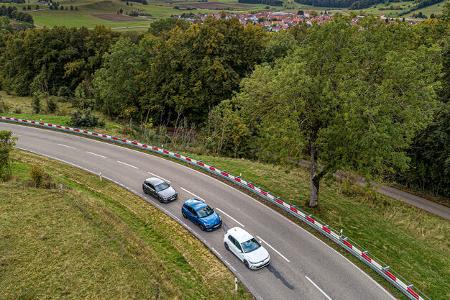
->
143, 177, 178, 203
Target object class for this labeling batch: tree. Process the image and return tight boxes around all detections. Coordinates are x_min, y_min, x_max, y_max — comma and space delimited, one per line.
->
0, 130, 16, 181
93, 36, 152, 121
149, 18, 266, 125
234, 18, 442, 207
204, 100, 250, 157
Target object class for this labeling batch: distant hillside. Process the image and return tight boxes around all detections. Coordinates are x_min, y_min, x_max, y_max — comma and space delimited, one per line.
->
294, 0, 444, 10
239, 0, 283, 6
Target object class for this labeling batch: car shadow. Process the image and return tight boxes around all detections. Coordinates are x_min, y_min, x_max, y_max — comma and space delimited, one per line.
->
266, 264, 295, 290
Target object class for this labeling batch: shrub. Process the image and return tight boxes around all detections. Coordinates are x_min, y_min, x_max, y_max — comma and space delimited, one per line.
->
0, 97, 9, 113
13, 106, 22, 114
30, 165, 56, 189
0, 130, 16, 182
46, 96, 58, 113
32, 93, 41, 114
69, 109, 104, 128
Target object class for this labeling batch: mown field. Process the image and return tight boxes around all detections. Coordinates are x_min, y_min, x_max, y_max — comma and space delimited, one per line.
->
1, 92, 449, 298
0, 150, 250, 299
2, 0, 267, 29
2, 0, 443, 29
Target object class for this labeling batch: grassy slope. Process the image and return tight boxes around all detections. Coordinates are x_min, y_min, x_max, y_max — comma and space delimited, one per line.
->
0, 150, 250, 299
2, 92, 449, 298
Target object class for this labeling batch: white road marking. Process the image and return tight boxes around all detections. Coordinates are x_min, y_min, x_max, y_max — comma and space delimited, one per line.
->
116, 160, 138, 169
256, 236, 290, 263
216, 208, 245, 228
86, 151, 106, 159
180, 187, 205, 202
147, 171, 171, 183
57, 143, 76, 149
305, 275, 332, 300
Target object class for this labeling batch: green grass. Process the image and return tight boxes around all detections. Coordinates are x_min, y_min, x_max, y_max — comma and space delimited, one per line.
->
0, 150, 250, 299
404, 1, 446, 17
184, 154, 450, 299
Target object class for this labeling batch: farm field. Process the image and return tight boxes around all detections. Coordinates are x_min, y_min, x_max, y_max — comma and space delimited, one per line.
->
2, 0, 446, 29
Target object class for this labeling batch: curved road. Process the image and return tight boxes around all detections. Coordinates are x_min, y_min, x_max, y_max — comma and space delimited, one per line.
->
2, 123, 395, 300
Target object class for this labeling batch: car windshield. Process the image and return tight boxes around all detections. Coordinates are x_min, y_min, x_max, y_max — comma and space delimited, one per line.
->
197, 206, 214, 218
241, 238, 261, 253
155, 182, 170, 192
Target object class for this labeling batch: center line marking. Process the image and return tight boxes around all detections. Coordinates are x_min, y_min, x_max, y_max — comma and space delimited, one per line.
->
305, 276, 332, 300
216, 208, 245, 228
86, 151, 106, 159
147, 171, 170, 183
57, 143, 76, 149
256, 236, 290, 263
117, 160, 138, 169
180, 187, 205, 202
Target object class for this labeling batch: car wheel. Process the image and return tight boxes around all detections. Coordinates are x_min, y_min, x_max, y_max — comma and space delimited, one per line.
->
244, 260, 250, 269
224, 242, 229, 251
200, 224, 206, 231
182, 211, 187, 219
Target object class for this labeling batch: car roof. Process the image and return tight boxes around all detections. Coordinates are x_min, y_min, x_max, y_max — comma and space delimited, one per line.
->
184, 198, 207, 210
228, 227, 253, 243
144, 177, 164, 185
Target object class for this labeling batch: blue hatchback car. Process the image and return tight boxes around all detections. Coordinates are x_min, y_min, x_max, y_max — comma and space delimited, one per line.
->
182, 198, 222, 231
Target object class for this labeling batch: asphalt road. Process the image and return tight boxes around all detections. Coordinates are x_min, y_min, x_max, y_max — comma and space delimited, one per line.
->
1, 123, 396, 300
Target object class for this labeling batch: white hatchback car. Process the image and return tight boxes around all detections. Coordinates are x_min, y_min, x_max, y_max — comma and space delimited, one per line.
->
224, 227, 270, 270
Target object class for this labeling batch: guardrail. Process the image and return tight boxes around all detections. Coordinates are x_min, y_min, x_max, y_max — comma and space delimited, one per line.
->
0, 116, 430, 300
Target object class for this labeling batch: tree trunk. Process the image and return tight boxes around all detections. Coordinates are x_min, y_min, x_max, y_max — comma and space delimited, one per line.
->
309, 144, 320, 208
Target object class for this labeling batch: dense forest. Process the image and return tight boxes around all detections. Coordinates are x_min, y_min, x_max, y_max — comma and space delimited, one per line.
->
238, 0, 283, 6
294, 0, 443, 10
0, 11, 449, 203
293, 0, 383, 8
0, 6, 33, 23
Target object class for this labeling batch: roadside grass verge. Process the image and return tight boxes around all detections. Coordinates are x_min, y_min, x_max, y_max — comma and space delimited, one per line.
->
0, 150, 250, 299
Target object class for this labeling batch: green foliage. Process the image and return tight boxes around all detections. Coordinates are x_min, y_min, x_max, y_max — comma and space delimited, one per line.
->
204, 100, 250, 157
31, 93, 41, 114
262, 30, 298, 65
29, 164, 55, 189
0, 94, 9, 113
93, 36, 150, 120
46, 96, 58, 113
0, 26, 119, 96
147, 18, 267, 125
233, 17, 442, 206
148, 18, 189, 39
0, 130, 15, 181
69, 109, 104, 128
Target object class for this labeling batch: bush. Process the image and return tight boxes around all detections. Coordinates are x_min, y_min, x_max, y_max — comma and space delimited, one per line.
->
69, 109, 104, 128
32, 93, 41, 114
46, 96, 58, 113
0, 97, 9, 113
30, 165, 56, 189
0, 130, 16, 182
